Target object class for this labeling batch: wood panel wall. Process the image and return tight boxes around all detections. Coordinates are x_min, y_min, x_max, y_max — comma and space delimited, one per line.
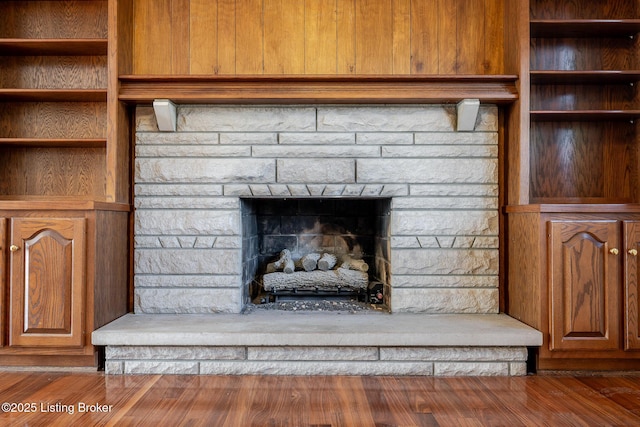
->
132, 0, 505, 75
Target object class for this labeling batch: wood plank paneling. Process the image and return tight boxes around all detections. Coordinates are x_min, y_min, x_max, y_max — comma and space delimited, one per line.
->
305, 0, 338, 74
355, 0, 393, 74
132, 0, 508, 76
392, 0, 411, 74
190, 0, 218, 74
235, 0, 264, 74
411, 0, 440, 74
217, 0, 237, 74
133, 0, 172, 74
264, 0, 305, 74
336, 0, 356, 74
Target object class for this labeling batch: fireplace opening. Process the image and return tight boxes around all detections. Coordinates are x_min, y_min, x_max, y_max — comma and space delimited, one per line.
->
241, 198, 391, 311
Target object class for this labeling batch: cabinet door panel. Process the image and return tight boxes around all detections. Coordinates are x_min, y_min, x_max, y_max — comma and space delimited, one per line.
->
549, 220, 620, 351
624, 221, 640, 350
9, 218, 85, 348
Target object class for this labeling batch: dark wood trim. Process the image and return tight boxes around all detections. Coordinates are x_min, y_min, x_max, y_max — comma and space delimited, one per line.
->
505, 204, 640, 214
118, 74, 519, 104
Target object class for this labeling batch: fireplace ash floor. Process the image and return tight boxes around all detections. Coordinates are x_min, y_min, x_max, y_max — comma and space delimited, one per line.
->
243, 299, 380, 314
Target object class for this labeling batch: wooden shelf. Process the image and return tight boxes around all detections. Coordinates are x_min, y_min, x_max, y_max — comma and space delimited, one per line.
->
530, 110, 640, 121
531, 19, 640, 37
0, 89, 107, 102
0, 38, 108, 55
118, 75, 519, 104
0, 138, 107, 148
530, 70, 640, 84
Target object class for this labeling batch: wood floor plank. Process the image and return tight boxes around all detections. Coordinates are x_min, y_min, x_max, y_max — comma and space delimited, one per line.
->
1, 372, 640, 426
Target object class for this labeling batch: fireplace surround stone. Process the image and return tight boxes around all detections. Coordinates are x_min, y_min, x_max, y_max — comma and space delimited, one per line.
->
93, 104, 542, 375
133, 104, 499, 314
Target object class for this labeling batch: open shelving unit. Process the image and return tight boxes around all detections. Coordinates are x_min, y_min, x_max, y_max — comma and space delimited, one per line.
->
528, 1, 640, 204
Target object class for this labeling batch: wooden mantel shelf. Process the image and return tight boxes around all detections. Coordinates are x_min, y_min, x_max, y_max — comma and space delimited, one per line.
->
118, 75, 519, 104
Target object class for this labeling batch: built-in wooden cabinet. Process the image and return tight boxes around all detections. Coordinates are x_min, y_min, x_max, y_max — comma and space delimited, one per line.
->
507, 209, 640, 370
506, 0, 640, 370
0, 1, 131, 366
0, 205, 128, 366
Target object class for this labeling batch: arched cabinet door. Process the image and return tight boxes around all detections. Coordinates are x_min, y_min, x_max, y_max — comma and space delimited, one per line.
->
9, 217, 85, 348
548, 220, 621, 352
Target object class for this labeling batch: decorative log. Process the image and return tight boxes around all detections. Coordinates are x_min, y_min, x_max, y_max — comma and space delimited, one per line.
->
318, 253, 337, 271
263, 268, 368, 292
300, 252, 321, 272
266, 249, 295, 274
339, 255, 369, 273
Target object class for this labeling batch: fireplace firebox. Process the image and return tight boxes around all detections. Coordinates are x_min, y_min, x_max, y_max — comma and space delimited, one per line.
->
241, 198, 391, 308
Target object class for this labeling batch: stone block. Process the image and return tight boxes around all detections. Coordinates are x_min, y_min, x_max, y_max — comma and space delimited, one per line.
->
278, 132, 355, 145
135, 210, 240, 235
392, 197, 497, 210
199, 360, 433, 376
134, 274, 239, 288
179, 106, 317, 131
392, 210, 499, 236
379, 347, 527, 361
409, 184, 498, 197
136, 144, 250, 158
414, 131, 497, 145
134, 288, 242, 314
136, 158, 276, 183
357, 158, 497, 184
136, 132, 220, 146
317, 106, 455, 132
252, 145, 379, 158
277, 159, 355, 183
392, 249, 498, 276
382, 145, 497, 158
356, 133, 414, 145
391, 288, 499, 313
134, 184, 223, 197
247, 346, 379, 361
220, 132, 278, 145
107, 346, 245, 360
124, 361, 200, 375
135, 197, 239, 209
135, 249, 241, 275
393, 274, 498, 288
434, 362, 509, 376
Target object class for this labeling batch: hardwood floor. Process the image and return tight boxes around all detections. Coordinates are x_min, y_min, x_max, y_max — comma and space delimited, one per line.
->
0, 372, 639, 426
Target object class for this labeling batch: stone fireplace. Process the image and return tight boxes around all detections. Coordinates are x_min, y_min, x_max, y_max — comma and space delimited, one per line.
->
133, 104, 499, 314
93, 103, 542, 376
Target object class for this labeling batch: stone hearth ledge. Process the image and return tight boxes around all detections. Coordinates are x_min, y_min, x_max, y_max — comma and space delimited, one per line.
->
92, 313, 542, 376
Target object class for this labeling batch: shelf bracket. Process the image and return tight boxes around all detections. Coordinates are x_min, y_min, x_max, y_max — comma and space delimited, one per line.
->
456, 98, 480, 131
153, 99, 177, 132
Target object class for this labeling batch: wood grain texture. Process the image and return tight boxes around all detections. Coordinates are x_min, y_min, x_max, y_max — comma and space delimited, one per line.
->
625, 220, 640, 350
1, 373, 640, 426
0, 1, 108, 39
548, 220, 620, 352
131, 0, 507, 76
9, 218, 86, 348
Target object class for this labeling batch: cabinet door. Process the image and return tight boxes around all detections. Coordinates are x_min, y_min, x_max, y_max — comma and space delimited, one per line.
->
624, 221, 640, 350
548, 220, 620, 352
9, 218, 85, 348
